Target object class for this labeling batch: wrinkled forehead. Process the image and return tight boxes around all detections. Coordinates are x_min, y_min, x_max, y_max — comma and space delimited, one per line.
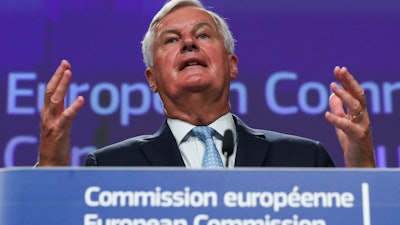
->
154, 6, 218, 35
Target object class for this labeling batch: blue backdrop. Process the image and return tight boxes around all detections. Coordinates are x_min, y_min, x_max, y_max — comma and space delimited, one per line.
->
1, 0, 400, 167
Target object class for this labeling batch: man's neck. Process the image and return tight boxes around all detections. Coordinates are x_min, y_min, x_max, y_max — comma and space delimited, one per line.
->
162, 92, 231, 126
165, 106, 230, 126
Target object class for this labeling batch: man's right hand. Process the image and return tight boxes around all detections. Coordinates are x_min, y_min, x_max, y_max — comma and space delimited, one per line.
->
39, 60, 84, 166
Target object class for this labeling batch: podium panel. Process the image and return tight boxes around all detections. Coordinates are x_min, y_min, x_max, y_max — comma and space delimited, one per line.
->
0, 168, 399, 225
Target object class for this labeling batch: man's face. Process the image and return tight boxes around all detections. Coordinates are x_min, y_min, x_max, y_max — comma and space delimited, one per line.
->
146, 6, 238, 106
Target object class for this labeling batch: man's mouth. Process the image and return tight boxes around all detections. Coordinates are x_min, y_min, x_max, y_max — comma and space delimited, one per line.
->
179, 60, 207, 71
187, 62, 199, 66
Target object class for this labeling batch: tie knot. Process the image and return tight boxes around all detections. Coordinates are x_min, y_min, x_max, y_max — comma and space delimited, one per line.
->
192, 126, 214, 143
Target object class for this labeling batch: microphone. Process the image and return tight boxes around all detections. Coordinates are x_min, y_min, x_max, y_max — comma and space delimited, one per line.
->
222, 129, 234, 167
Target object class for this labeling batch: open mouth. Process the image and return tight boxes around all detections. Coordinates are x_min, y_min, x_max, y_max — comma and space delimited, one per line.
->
179, 59, 207, 71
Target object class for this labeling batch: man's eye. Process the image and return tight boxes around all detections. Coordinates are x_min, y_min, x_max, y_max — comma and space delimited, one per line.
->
165, 38, 177, 44
198, 33, 209, 39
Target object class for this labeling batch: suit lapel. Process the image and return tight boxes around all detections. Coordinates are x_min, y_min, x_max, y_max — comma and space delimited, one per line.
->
233, 116, 272, 167
140, 122, 185, 167
138, 116, 271, 167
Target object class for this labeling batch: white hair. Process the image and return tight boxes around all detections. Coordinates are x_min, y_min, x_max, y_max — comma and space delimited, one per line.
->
141, 0, 236, 68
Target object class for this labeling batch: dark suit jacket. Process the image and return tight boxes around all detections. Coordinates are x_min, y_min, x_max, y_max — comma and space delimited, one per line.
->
85, 115, 334, 167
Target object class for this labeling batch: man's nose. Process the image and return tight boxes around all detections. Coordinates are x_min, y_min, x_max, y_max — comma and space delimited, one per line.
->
181, 36, 198, 52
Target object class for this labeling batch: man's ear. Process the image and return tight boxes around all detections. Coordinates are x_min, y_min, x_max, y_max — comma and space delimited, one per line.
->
229, 54, 238, 79
145, 68, 158, 93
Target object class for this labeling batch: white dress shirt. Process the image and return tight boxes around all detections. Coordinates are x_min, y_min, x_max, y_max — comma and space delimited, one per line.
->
167, 113, 237, 168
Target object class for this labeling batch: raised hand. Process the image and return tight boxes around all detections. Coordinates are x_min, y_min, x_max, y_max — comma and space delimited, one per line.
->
325, 66, 376, 167
39, 60, 85, 166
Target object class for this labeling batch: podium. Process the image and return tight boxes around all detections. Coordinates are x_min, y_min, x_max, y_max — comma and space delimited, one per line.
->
1, 168, 399, 225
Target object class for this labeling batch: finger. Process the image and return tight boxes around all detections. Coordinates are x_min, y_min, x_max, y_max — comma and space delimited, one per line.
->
45, 60, 71, 106
325, 93, 366, 137
334, 66, 366, 106
325, 93, 357, 134
48, 69, 72, 116
328, 93, 345, 117
325, 110, 344, 130
58, 96, 85, 128
325, 93, 350, 129
330, 82, 363, 117
325, 110, 356, 136
333, 66, 357, 92
325, 94, 345, 131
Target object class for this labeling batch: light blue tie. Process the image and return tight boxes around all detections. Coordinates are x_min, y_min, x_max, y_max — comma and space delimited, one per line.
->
192, 126, 224, 168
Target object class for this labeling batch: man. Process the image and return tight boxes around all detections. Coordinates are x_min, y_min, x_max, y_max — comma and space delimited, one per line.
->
38, 0, 376, 168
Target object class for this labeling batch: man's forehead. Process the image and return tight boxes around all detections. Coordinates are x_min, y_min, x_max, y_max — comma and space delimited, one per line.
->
155, 6, 216, 32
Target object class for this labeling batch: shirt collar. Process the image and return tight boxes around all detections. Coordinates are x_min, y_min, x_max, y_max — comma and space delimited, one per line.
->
167, 112, 237, 145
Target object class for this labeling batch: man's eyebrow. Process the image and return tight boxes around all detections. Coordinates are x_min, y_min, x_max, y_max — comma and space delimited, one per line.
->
158, 22, 215, 39
159, 29, 180, 39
